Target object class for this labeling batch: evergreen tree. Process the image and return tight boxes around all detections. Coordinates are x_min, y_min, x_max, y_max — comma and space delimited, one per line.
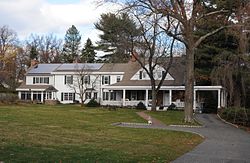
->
95, 13, 140, 63
81, 38, 96, 63
62, 25, 81, 63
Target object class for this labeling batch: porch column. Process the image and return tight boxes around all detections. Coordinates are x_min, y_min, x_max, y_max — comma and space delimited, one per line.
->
193, 89, 196, 110
218, 89, 221, 108
145, 89, 149, 107
122, 89, 126, 106
169, 90, 172, 105
18, 91, 21, 99
41, 92, 44, 103
31, 91, 33, 101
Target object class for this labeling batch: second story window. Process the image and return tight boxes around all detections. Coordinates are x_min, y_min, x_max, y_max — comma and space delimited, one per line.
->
65, 75, 73, 85
83, 75, 90, 85
102, 75, 110, 85
116, 76, 121, 82
33, 77, 49, 84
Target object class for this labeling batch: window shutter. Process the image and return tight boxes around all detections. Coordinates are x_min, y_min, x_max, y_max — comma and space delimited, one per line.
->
102, 76, 104, 85
88, 75, 90, 84
61, 93, 63, 101
33, 77, 35, 84
108, 76, 110, 84
64, 76, 66, 84
73, 93, 75, 101
139, 71, 142, 79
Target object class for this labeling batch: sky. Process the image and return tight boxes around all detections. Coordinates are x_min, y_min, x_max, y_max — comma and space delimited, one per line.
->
0, 0, 121, 45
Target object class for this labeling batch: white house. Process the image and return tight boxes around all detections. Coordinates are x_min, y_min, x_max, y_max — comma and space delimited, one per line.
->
16, 58, 227, 111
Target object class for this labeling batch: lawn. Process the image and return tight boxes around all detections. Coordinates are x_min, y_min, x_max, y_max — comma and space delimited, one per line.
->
0, 105, 203, 162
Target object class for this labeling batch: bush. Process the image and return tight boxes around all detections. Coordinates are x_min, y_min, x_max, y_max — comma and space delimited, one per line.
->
219, 107, 250, 127
86, 99, 100, 107
0, 93, 18, 104
136, 102, 146, 110
167, 103, 176, 110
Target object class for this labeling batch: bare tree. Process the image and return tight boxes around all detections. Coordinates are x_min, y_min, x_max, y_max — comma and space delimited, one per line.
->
125, 9, 181, 111
26, 34, 63, 63
67, 64, 99, 107
0, 25, 18, 70
98, 0, 239, 122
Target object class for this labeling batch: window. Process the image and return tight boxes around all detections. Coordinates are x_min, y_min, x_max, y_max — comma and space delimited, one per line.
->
93, 92, 97, 99
110, 92, 116, 100
21, 91, 31, 100
33, 77, 49, 84
85, 92, 91, 99
116, 76, 121, 82
103, 92, 109, 101
83, 75, 90, 84
157, 71, 162, 79
61, 92, 74, 101
102, 76, 110, 85
65, 75, 73, 84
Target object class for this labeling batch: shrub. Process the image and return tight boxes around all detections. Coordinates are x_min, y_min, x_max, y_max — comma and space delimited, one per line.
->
167, 103, 176, 110
219, 107, 250, 127
136, 102, 146, 110
0, 93, 18, 104
86, 99, 100, 107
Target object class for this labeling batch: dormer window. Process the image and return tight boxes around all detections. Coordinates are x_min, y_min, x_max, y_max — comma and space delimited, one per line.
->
117, 76, 121, 82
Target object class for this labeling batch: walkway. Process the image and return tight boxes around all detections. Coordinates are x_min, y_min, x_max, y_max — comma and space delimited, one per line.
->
116, 113, 250, 163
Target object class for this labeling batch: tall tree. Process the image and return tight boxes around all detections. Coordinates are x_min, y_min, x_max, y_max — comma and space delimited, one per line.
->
62, 25, 81, 63
128, 11, 180, 111
95, 13, 140, 63
81, 38, 96, 63
101, 0, 236, 122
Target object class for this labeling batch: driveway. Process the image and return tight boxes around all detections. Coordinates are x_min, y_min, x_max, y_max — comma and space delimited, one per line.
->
171, 114, 250, 163
116, 113, 250, 163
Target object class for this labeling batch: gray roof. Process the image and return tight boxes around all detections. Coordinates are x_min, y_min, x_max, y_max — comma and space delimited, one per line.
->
27, 64, 61, 75
27, 63, 104, 75
16, 83, 58, 91
110, 57, 186, 87
55, 63, 104, 72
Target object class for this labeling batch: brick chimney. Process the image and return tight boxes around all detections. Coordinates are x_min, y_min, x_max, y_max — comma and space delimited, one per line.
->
30, 59, 39, 67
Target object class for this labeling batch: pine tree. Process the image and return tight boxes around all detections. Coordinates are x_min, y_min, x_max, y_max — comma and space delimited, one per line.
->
62, 25, 81, 63
81, 38, 96, 63
95, 13, 140, 63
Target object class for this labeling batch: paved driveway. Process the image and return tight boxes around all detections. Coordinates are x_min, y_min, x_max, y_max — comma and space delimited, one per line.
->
116, 113, 250, 163
171, 114, 250, 163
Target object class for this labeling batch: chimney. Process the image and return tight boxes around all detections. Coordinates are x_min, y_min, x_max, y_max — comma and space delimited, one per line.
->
131, 51, 138, 62
30, 59, 39, 67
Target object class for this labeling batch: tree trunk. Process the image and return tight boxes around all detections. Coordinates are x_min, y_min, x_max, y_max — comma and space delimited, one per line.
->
184, 46, 195, 122
151, 86, 157, 111
80, 96, 84, 107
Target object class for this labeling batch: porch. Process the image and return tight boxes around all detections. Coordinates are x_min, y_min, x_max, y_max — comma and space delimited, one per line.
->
100, 86, 226, 111
17, 85, 58, 103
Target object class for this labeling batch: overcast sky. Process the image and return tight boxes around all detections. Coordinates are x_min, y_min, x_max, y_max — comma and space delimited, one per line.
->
0, 0, 120, 44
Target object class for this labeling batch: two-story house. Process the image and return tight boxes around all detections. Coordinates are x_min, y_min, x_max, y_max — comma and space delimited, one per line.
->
16, 58, 227, 110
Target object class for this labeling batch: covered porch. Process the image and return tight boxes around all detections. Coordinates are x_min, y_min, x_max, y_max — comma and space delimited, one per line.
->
17, 85, 58, 103
100, 86, 227, 111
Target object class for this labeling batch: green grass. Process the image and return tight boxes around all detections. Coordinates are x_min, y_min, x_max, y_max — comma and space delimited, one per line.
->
0, 104, 203, 162
146, 110, 201, 126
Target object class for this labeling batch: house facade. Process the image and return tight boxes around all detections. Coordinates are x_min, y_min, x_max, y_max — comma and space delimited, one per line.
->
16, 58, 227, 111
